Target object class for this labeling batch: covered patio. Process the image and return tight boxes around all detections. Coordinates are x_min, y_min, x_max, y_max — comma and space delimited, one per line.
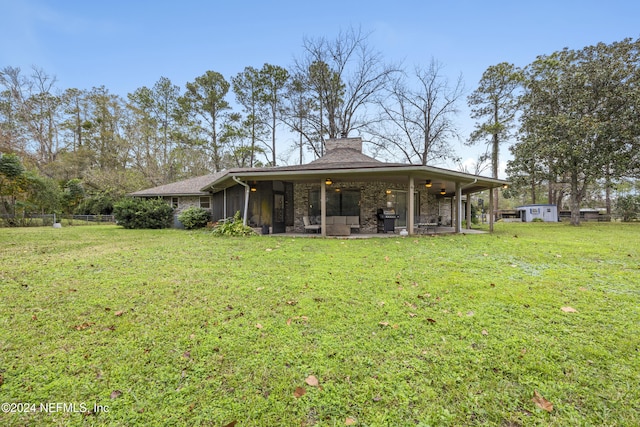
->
201, 137, 508, 236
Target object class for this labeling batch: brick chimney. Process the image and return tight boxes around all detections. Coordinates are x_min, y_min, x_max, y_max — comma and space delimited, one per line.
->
325, 137, 362, 153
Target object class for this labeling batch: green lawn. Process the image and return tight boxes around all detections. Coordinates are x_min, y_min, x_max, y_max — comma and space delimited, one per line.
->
0, 223, 638, 426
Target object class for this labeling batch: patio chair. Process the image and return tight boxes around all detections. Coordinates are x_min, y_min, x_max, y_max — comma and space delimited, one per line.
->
303, 216, 321, 233
416, 215, 438, 234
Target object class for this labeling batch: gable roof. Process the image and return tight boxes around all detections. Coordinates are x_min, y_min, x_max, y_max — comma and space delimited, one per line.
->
129, 172, 225, 197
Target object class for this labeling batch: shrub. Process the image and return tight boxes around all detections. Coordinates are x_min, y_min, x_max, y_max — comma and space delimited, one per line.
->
113, 197, 174, 229
211, 211, 256, 236
177, 207, 211, 229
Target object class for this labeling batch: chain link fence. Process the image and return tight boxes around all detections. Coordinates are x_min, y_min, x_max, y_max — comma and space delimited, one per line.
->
0, 214, 115, 227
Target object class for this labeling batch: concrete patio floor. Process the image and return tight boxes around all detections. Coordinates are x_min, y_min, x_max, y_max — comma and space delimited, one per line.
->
264, 227, 488, 238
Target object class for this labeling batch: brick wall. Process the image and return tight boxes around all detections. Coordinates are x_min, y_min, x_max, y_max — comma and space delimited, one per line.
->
164, 196, 213, 228
292, 181, 447, 233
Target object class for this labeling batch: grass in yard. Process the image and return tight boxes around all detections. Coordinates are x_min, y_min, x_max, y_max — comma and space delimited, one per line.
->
0, 223, 638, 426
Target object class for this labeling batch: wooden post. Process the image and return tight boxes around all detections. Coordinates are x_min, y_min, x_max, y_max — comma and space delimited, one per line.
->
455, 182, 462, 233
489, 187, 494, 233
466, 194, 472, 229
408, 176, 415, 235
321, 178, 326, 237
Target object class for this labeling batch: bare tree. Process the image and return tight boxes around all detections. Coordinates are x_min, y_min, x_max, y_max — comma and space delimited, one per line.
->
290, 26, 398, 156
369, 59, 464, 165
0, 66, 30, 153
0, 66, 62, 164
458, 150, 491, 176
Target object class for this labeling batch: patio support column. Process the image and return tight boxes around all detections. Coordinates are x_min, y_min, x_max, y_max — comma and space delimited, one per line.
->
455, 182, 462, 233
466, 194, 472, 229
489, 187, 494, 233
408, 176, 415, 235
320, 178, 326, 237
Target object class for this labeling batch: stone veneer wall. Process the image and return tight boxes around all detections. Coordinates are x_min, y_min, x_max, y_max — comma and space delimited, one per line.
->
291, 181, 449, 233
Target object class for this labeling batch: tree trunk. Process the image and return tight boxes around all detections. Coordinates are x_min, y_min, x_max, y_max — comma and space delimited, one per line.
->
605, 165, 612, 216
492, 103, 499, 220
531, 177, 536, 204
569, 171, 581, 226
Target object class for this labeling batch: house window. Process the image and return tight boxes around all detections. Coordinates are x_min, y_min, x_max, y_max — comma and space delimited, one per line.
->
171, 197, 179, 209
309, 189, 360, 217
200, 196, 211, 209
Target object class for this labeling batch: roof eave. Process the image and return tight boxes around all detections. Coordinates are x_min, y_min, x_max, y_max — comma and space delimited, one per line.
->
200, 165, 509, 193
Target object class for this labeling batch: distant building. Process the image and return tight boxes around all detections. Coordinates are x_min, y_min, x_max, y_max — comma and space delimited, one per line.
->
516, 204, 559, 222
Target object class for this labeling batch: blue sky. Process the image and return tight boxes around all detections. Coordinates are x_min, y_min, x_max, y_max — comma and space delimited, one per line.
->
2, 0, 639, 172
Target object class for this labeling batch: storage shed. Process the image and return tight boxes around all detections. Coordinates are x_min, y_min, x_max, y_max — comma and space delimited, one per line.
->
516, 204, 558, 222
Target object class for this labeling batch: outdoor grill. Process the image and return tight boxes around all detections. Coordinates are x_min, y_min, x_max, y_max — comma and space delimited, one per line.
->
377, 208, 399, 233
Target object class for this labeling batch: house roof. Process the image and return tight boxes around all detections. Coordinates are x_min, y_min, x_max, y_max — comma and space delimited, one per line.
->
131, 138, 509, 198
199, 153, 506, 196
129, 172, 225, 197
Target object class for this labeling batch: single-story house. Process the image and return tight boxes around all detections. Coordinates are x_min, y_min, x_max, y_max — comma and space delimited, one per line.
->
130, 137, 509, 235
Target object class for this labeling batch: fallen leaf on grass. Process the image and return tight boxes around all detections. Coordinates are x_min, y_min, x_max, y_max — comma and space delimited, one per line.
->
110, 390, 122, 399
286, 316, 309, 326
426, 318, 436, 323
286, 300, 297, 306
294, 387, 306, 398
408, 313, 417, 318
222, 421, 238, 427
345, 417, 357, 425
114, 310, 124, 317
305, 375, 319, 387
255, 323, 263, 329
379, 321, 390, 327
532, 390, 553, 412
182, 351, 191, 359
561, 306, 577, 313
31, 314, 38, 321
73, 322, 95, 331
265, 248, 273, 252
481, 329, 489, 336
